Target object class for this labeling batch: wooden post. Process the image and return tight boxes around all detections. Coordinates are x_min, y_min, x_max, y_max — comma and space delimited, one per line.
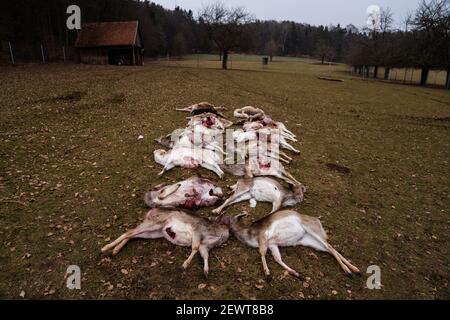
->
446, 69, 450, 89
411, 69, 414, 83
62, 46, 66, 63
132, 46, 136, 66
420, 67, 429, 86
8, 42, 15, 65
41, 44, 46, 63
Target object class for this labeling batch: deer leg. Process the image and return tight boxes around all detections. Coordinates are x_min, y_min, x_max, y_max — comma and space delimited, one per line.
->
324, 243, 352, 275
269, 245, 301, 278
199, 245, 210, 277
281, 142, 300, 154
279, 151, 293, 162
182, 234, 201, 269
158, 163, 174, 176
112, 230, 162, 255
333, 247, 361, 274
212, 190, 251, 214
258, 239, 271, 277
202, 162, 223, 178
282, 170, 300, 184
102, 222, 162, 255
271, 153, 289, 164
270, 199, 282, 214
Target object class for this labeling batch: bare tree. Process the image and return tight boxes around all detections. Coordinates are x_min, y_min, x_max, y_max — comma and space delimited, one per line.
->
199, 2, 253, 69
402, 10, 415, 32
413, 0, 450, 87
315, 41, 336, 64
265, 39, 278, 61
380, 7, 394, 34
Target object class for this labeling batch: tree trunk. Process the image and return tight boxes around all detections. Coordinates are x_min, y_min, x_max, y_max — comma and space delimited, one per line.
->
321, 55, 325, 64
384, 67, 390, 80
445, 69, 450, 89
270, 55, 273, 62
222, 51, 228, 70
420, 67, 429, 86
363, 66, 369, 77
374, 66, 378, 79
358, 66, 363, 75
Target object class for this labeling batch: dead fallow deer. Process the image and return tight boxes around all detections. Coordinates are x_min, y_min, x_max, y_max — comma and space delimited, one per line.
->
144, 176, 223, 210
233, 106, 266, 121
219, 158, 300, 185
157, 131, 225, 155
243, 118, 297, 142
220, 210, 361, 279
233, 128, 300, 154
231, 130, 293, 164
176, 102, 226, 117
102, 208, 230, 276
154, 147, 224, 178
212, 177, 306, 214
187, 113, 233, 131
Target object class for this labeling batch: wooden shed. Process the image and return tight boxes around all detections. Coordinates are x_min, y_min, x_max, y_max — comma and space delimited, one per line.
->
75, 21, 144, 66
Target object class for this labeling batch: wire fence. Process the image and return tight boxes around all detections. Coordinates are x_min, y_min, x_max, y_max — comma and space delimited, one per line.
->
0, 41, 77, 65
350, 65, 448, 88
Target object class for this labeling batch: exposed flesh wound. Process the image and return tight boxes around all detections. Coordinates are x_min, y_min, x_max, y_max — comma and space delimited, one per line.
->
202, 117, 216, 128
165, 227, 176, 239
259, 161, 271, 169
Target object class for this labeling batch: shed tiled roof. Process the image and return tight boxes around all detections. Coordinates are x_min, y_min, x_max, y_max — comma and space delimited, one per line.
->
75, 21, 139, 47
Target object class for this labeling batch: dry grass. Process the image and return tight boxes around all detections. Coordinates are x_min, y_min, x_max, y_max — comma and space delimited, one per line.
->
0, 56, 449, 299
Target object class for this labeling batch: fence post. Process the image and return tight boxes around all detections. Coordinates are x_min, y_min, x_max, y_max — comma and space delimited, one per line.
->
63, 46, 66, 63
8, 42, 15, 65
41, 44, 46, 63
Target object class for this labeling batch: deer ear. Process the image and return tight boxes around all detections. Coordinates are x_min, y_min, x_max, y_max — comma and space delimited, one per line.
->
158, 184, 181, 200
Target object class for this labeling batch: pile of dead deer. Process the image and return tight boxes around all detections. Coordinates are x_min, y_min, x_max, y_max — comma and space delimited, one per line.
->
102, 102, 360, 280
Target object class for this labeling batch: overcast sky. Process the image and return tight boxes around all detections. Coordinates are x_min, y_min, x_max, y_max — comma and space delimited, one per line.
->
151, 0, 422, 29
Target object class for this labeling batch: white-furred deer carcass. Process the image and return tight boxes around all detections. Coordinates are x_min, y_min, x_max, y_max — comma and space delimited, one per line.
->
220, 156, 299, 184
220, 210, 360, 278
102, 208, 229, 276
144, 176, 223, 210
187, 113, 233, 131
233, 106, 266, 121
212, 177, 306, 214
243, 116, 297, 142
236, 127, 300, 154
154, 147, 224, 178
156, 129, 225, 155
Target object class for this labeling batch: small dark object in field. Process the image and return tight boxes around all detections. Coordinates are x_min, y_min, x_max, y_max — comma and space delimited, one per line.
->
318, 77, 344, 82
326, 163, 351, 174
106, 93, 126, 104
56, 91, 84, 101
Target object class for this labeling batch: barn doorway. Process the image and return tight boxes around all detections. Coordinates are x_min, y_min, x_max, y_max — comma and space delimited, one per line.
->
108, 48, 132, 65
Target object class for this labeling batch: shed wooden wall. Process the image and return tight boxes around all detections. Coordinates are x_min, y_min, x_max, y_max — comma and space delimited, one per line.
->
78, 48, 109, 64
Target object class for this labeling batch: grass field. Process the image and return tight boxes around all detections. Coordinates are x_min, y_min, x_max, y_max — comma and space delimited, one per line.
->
0, 55, 449, 299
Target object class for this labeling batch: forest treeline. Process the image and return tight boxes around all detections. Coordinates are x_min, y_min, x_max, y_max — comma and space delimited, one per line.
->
1, 0, 449, 87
